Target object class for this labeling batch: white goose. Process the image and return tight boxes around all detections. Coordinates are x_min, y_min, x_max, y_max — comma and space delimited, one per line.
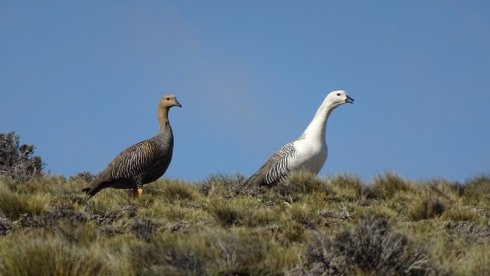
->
244, 90, 354, 186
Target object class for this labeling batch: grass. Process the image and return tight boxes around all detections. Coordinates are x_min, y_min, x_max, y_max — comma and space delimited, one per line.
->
0, 172, 488, 275
296, 215, 448, 275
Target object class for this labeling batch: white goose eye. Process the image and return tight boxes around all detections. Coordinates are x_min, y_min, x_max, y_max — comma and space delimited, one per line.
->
336, 93, 341, 96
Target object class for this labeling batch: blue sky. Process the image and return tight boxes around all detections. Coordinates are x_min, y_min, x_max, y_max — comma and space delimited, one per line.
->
1, 1, 489, 183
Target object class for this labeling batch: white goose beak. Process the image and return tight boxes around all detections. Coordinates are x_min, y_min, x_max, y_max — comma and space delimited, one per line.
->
346, 95, 354, 104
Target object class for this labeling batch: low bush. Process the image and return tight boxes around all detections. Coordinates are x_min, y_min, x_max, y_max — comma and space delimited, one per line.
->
297, 216, 447, 275
0, 132, 44, 182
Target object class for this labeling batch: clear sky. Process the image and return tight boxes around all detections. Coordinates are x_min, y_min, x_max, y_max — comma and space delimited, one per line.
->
1, 1, 489, 183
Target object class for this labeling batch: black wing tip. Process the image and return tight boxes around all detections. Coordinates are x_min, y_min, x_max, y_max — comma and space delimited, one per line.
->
243, 178, 254, 186
243, 174, 268, 187
82, 187, 96, 197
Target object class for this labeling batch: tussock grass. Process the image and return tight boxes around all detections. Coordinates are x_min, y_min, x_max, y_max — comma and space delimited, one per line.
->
370, 172, 414, 200
130, 229, 297, 275
158, 179, 200, 201
454, 240, 490, 275
141, 201, 209, 223
408, 193, 445, 221
199, 174, 247, 197
279, 203, 320, 243
0, 184, 47, 219
327, 174, 365, 200
0, 173, 487, 274
442, 207, 479, 222
462, 175, 490, 206
0, 231, 110, 276
274, 170, 325, 197
425, 179, 463, 202
209, 197, 258, 227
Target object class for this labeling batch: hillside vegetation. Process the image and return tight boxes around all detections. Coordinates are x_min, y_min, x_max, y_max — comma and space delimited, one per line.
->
0, 171, 488, 275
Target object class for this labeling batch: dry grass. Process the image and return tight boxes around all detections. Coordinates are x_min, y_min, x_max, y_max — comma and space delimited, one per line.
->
295, 216, 448, 275
0, 173, 488, 275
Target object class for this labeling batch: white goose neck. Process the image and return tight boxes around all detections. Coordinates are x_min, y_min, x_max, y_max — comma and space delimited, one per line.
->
301, 98, 337, 142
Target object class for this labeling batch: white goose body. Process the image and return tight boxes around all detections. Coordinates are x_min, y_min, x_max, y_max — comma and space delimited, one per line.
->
289, 137, 327, 174
245, 90, 354, 186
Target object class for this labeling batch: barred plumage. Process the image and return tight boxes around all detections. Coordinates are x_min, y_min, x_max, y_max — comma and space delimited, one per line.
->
264, 142, 296, 185
82, 95, 182, 198
244, 90, 354, 187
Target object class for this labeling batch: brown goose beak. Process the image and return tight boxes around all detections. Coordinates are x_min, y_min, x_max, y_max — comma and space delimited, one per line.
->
175, 99, 182, 108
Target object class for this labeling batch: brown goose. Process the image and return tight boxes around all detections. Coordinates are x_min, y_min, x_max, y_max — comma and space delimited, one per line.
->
82, 95, 182, 197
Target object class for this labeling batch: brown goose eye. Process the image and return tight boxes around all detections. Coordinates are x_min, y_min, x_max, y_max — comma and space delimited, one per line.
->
166, 97, 170, 101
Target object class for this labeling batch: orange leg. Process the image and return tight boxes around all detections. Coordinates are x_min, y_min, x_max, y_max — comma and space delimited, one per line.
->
132, 187, 144, 197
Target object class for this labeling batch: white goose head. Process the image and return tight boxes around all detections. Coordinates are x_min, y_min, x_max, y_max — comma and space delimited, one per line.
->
326, 90, 354, 108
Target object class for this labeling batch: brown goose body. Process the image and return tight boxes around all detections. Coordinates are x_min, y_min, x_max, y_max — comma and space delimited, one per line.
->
82, 95, 181, 197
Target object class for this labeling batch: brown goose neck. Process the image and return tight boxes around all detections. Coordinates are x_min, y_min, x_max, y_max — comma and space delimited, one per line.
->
158, 106, 170, 132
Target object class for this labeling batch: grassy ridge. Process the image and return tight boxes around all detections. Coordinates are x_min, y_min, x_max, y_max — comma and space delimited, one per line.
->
0, 172, 488, 275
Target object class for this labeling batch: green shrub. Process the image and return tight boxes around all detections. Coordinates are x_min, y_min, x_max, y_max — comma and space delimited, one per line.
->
0, 132, 44, 182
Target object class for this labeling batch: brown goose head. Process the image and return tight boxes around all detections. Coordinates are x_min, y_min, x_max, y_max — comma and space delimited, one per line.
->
158, 95, 182, 131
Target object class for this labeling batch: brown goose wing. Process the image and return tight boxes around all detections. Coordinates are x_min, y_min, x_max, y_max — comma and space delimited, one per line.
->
107, 140, 159, 180
82, 140, 161, 196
